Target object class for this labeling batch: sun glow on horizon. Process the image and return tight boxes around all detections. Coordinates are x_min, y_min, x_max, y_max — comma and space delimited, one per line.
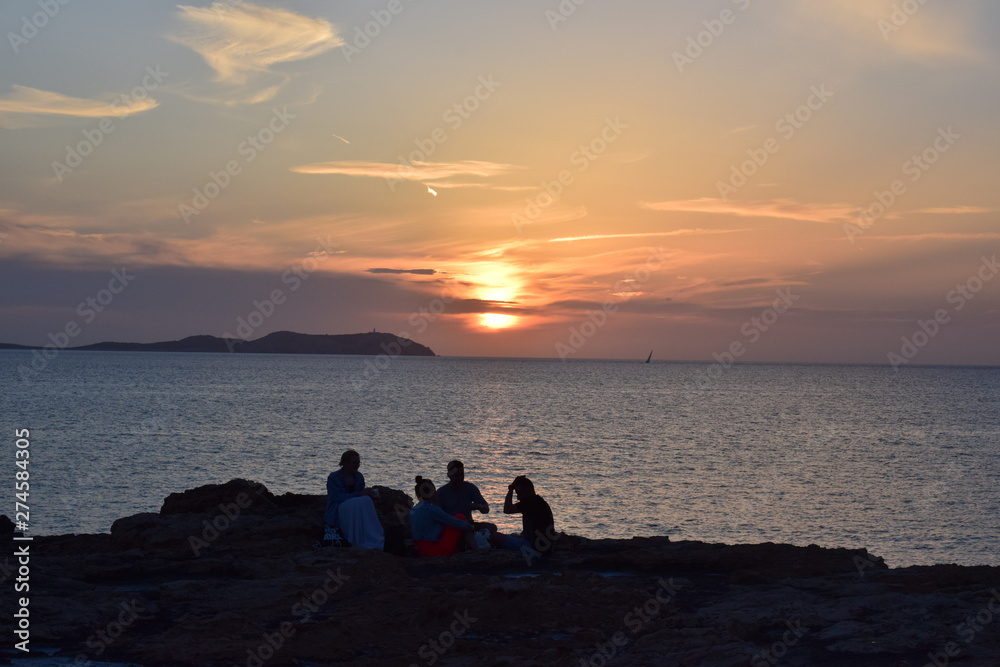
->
470, 262, 523, 300
478, 313, 519, 330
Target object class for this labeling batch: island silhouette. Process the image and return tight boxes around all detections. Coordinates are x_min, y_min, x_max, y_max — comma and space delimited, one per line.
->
0, 330, 435, 356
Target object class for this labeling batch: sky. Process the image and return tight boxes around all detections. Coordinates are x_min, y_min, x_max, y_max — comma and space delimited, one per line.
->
1, 0, 998, 365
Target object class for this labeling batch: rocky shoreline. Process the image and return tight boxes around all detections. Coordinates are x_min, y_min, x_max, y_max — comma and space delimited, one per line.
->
2, 479, 999, 666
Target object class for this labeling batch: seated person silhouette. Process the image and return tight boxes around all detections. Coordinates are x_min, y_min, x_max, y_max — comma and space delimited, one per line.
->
436, 460, 498, 546
323, 449, 384, 549
409, 476, 479, 557
497, 475, 556, 559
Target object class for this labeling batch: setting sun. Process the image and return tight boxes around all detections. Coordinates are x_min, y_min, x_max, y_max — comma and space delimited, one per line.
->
479, 313, 519, 330
0, 1, 997, 368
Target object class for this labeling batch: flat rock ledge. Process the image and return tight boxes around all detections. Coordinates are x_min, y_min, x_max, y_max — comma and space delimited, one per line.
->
2, 479, 998, 666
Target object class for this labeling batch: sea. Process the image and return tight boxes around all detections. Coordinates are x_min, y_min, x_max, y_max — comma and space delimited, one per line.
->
3, 350, 998, 568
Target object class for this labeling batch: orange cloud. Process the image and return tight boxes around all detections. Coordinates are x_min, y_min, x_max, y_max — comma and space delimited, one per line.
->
641, 198, 857, 223
422, 182, 536, 192
291, 160, 522, 183
863, 232, 1000, 243
796, 1, 981, 61
0, 85, 157, 128
547, 229, 748, 244
912, 206, 995, 215
171, 2, 341, 103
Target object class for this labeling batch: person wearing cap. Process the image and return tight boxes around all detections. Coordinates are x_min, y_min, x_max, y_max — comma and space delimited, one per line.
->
436, 460, 497, 537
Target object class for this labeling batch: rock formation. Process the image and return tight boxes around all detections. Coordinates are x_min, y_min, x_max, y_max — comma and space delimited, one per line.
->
1, 480, 998, 666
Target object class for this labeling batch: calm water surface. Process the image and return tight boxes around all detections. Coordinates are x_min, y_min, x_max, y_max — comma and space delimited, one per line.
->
3, 351, 998, 567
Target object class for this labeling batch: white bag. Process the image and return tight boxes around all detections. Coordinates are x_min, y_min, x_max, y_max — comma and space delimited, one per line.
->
474, 528, 491, 550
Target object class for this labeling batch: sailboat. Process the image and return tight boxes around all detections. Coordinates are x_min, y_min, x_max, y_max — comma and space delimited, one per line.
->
645, 350, 652, 364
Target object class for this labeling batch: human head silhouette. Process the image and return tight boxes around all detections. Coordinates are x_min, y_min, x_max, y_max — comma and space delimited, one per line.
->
339, 449, 360, 472
414, 475, 436, 500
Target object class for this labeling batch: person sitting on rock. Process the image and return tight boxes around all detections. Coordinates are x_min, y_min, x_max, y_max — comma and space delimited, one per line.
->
436, 459, 498, 542
498, 475, 556, 559
324, 449, 384, 550
410, 476, 478, 557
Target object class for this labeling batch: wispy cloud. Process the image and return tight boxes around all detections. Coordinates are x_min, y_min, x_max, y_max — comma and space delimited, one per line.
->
291, 160, 522, 183
912, 206, 995, 215
0, 209, 353, 272
723, 125, 757, 137
171, 2, 341, 104
0, 85, 157, 129
547, 229, 747, 243
864, 232, 1000, 243
797, 1, 981, 61
366, 268, 437, 275
423, 182, 536, 192
641, 198, 857, 224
